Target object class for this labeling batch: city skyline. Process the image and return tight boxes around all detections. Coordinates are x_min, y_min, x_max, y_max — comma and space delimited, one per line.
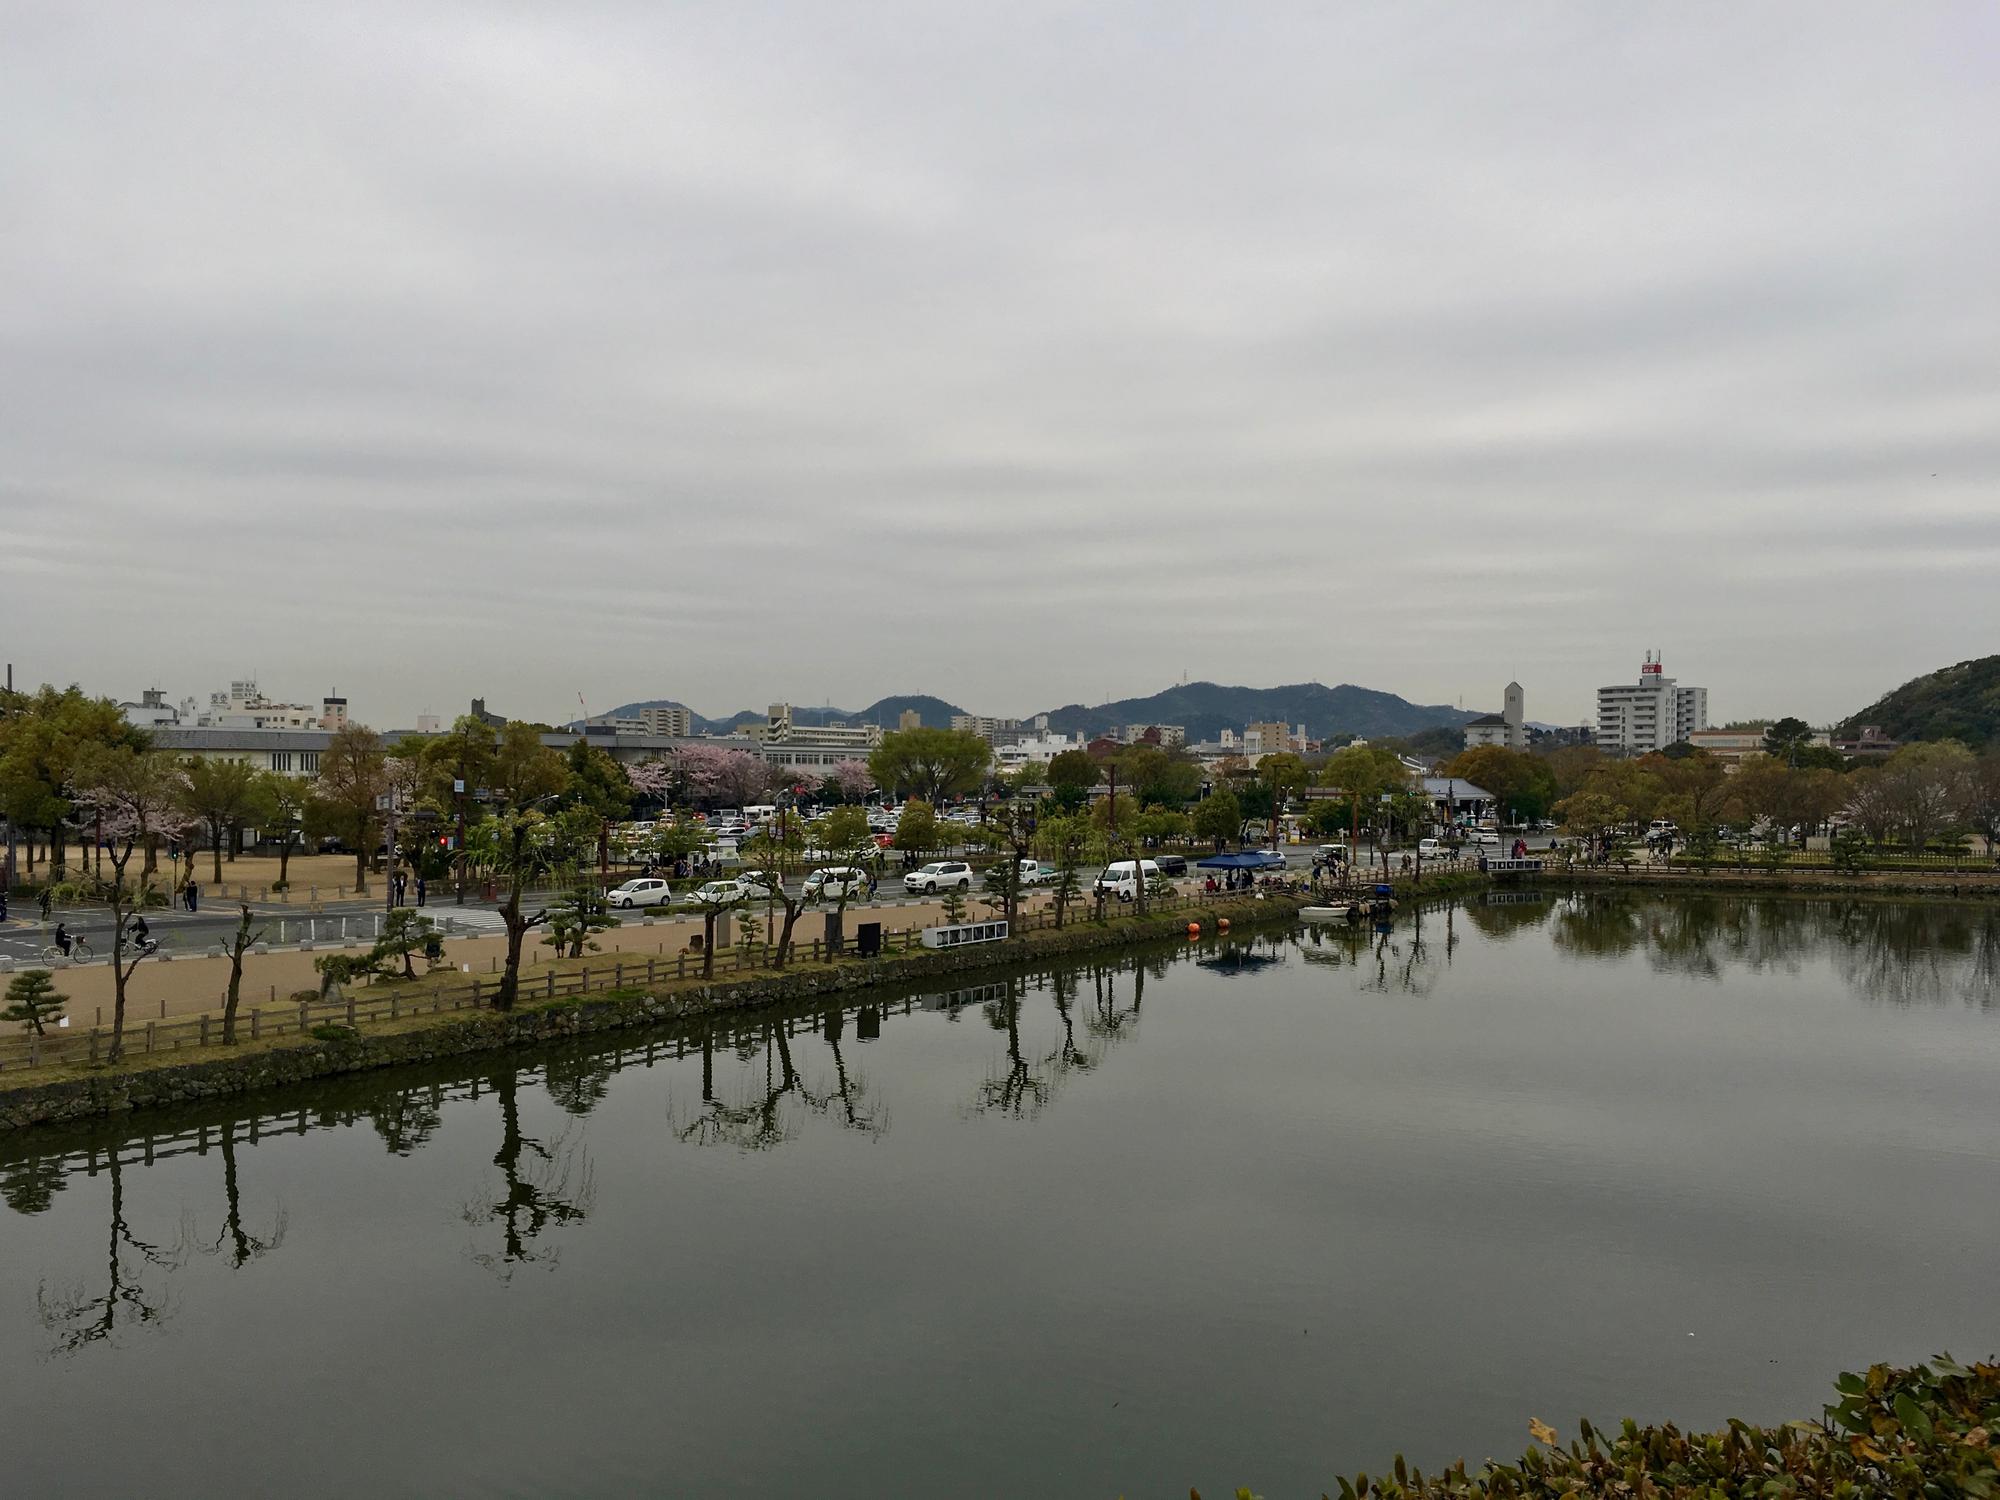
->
5, 4, 1997, 729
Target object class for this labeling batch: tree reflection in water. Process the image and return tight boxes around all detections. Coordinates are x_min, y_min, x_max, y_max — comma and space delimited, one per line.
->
1300, 908, 1448, 996
810, 1008, 886, 1137
1, 1145, 67, 1217
675, 1008, 891, 1147
206, 1121, 286, 1270
38, 1152, 185, 1354
976, 976, 1053, 1119
1549, 893, 2000, 1009
462, 1064, 596, 1278
369, 1083, 444, 1157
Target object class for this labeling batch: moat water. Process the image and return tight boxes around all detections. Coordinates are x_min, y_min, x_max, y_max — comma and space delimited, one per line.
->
2, 892, 1996, 1497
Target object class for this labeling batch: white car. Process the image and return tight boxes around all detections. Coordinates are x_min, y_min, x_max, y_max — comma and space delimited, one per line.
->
804, 865, 872, 900
689, 878, 757, 906
1467, 829, 1501, 847
607, 877, 672, 910
1416, 838, 1453, 861
903, 861, 973, 894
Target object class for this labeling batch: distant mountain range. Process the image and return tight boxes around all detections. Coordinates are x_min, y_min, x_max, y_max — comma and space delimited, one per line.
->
1839, 655, 2000, 750
593, 695, 966, 736
594, 681, 1479, 744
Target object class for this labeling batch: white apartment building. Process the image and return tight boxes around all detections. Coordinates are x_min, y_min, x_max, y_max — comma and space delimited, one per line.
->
746, 703, 883, 774
639, 705, 692, 737
1597, 653, 1708, 755
993, 732, 1084, 771
121, 682, 349, 732
951, 714, 1022, 741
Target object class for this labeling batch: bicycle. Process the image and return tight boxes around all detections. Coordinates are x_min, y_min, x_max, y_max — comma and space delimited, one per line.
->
41, 935, 93, 964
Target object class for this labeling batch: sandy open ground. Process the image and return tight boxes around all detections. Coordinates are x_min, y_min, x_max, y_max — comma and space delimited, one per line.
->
3, 893, 1013, 1029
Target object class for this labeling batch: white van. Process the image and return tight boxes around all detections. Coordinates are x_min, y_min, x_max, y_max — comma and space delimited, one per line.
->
743, 805, 777, 825
1093, 860, 1162, 902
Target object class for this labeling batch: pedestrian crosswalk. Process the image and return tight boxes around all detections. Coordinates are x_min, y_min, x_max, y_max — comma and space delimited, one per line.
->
422, 907, 510, 934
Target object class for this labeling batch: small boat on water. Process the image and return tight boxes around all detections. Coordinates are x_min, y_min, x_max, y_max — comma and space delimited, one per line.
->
1301, 884, 1397, 923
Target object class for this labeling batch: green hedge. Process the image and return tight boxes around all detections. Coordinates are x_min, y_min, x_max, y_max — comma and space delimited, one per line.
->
1221, 1357, 1998, 1499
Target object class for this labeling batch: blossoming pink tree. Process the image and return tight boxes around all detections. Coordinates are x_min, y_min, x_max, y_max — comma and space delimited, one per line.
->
671, 745, 772, 809
829, 759, 873, 803
625, 758, 675, 804
68, 747, 197, 1061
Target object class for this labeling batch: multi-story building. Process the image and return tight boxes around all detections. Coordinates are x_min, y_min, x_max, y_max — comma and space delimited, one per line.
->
1686, 728, 1770, 767
1122, 724, 1186, 747
746, 703, 884, 775
1243, 722, 1299, 757
119, 682, 349, 732
639, 706, 693, 737
149, 726, 330, 777
1596, 653, 1708, 755
1830, 725, 1900, 760
898, 708, 923, 732
992, 732, 1085, 771
1462, 682, 1527, 751
951, 714, 1023, 742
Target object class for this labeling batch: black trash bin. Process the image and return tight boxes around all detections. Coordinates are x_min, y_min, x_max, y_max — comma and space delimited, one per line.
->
856, 922, 882, 958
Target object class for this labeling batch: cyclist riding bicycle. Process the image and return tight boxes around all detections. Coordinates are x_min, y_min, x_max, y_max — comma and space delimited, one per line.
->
131, 915, 152, 949
54, 922, 72, 957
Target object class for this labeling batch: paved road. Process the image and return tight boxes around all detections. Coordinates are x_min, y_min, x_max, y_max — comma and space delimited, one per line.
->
3, 837, 1572, 964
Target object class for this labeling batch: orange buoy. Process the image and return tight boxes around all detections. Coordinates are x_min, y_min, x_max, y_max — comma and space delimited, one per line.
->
1217, 918, 1230, 932
1187, 922, 1201, 938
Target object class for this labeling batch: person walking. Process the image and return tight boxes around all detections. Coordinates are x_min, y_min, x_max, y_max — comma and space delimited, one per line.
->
415, 876, 427, 907
185, 879, 200, 913
39, 885, 53, 921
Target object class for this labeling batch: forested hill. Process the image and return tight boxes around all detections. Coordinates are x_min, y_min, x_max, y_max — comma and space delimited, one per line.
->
1033, 681, 1478, 743
1838, 656, 2000, 749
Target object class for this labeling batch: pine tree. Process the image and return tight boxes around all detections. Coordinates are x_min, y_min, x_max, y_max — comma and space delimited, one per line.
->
4, 970, 67, 1035
939, 885, 969, 925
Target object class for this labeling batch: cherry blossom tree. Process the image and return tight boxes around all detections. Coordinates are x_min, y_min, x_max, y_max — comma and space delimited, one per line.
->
672, 745, 772, 809
68, 747, 197, 1062
625, 757, 674, 805
829, 759, 873, 803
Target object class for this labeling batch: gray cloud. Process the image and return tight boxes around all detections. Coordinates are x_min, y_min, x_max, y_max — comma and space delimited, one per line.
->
3, 1, 1997, 728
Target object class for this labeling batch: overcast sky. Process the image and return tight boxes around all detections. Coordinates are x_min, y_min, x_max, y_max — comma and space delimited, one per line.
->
4, 3, 1996, 731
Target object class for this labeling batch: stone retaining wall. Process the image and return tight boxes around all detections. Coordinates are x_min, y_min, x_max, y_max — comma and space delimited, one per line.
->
0, 897, 1301, 1133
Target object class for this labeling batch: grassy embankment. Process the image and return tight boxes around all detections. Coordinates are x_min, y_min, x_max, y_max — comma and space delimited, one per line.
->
0, 893, 1301, 1121
1266, 1355, 1997, 1499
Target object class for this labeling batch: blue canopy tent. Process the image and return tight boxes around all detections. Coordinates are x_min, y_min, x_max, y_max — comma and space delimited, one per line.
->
1196, 850, 1287, 870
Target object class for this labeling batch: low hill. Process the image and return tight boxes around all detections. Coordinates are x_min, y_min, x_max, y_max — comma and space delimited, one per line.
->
1033, 681, 1478, 744
1838, 656, 2000, 750
593, 694, 966, 735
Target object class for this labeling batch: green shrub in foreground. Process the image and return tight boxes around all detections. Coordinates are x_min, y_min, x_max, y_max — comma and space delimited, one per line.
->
1206, 1356, 1999, 1499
